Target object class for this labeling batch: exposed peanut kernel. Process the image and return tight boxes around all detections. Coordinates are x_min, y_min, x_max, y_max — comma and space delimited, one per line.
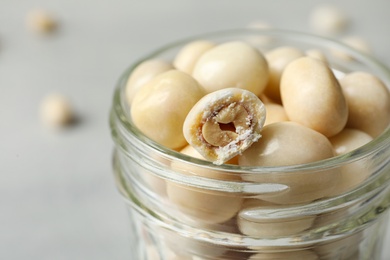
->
183, 88, 266, 165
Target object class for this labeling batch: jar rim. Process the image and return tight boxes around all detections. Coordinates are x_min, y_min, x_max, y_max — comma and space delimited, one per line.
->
111, 28, 390, 174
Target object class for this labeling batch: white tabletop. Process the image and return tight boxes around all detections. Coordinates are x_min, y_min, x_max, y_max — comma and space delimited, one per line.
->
1, 0, 390, 259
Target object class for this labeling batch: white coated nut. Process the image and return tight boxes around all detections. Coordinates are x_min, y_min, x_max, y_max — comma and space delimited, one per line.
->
263, 103, 288, 126
315, 232, 362, 260
183, 88, 266, 165
131, 70, 205, 149
173, 40, 215, 74
340, 71, 390, 137
329, 128, 373, 195
249, 250, 319, 260
305, 49, 328, 64
246, 21, 274, 46
166, 181, 243, 224
332, 36, 371, 61
309, 4, 348, 35
125, 59, 173, 104
26, 9, 57, 34
237, 199, 315, 238
167, 145, 242, 224
264, 46, 304, 102
329, 128, 373, 156
280, 57, 348, 137
192, 41, 269, 96
40, 94, 73, 127
239, 122, 339, 204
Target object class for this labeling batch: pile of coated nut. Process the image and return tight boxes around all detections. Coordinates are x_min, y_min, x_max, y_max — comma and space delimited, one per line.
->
126, 37, 390, 259
127, 39, 390, 167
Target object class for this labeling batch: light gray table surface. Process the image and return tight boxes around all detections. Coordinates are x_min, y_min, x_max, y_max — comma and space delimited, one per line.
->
1, 0, 390, 259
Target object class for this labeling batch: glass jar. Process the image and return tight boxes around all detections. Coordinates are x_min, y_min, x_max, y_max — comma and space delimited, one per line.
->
109, 29, 390, 260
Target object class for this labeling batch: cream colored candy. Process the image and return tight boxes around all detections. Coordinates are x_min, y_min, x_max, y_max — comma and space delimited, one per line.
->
192, 41, 269, 96
246, 21, 273, 46
40, 94, 73, 128
305, 49, 328, 64
125, 59, 173, 104
131, 70, 205, 149
238, 199, 315, 238
167, 145, 243, 224
315, 232, 362, 260
329, 128, 373, 156
340, 71, 390, 137
239, 122, 339, 204
332, 36, 372, 61
263, 103, 288, 126
249, 250, 319, 260
280, 57, 348, 137
26, 9, 57, 34
173, 40, 215, 74
166, 181, 243, 224
264, 46, 304, 102
183, 88, 266, 165
309, 4, 348, 35
329, 128, 373, 195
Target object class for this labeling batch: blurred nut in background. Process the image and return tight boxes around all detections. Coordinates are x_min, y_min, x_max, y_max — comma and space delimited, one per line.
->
40, 94, 73, 128
26, 9, 57, 34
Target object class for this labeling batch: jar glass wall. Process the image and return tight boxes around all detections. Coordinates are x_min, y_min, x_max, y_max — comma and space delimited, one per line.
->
110, 29, 390, 260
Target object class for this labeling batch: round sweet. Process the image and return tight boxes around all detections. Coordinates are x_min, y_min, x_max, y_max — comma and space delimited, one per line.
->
263, 103, 289, 126
131, 70, 205, 149
173, 40, 215, 74
237, 199, 315, 238
309, 4, 348, 35
167, 144, 243, 224
340, 71, 390, 137
125, 59, 173, 104
239, 122, 339, 204
40, 94, 73, 128
264, 46, 304, 102
192, 41, 269, 96
329, 128, 374, 195
280, 57, 348, 137
249, 250, 319, 259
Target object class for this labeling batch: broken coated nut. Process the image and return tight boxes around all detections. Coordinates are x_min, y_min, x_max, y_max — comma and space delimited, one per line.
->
183, 88, 266, 165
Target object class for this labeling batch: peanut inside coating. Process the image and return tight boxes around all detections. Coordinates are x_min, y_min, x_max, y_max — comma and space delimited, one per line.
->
202, 103, 250, 147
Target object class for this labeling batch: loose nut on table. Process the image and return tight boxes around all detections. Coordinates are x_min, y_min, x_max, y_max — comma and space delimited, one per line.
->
40, 94, 73, 128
